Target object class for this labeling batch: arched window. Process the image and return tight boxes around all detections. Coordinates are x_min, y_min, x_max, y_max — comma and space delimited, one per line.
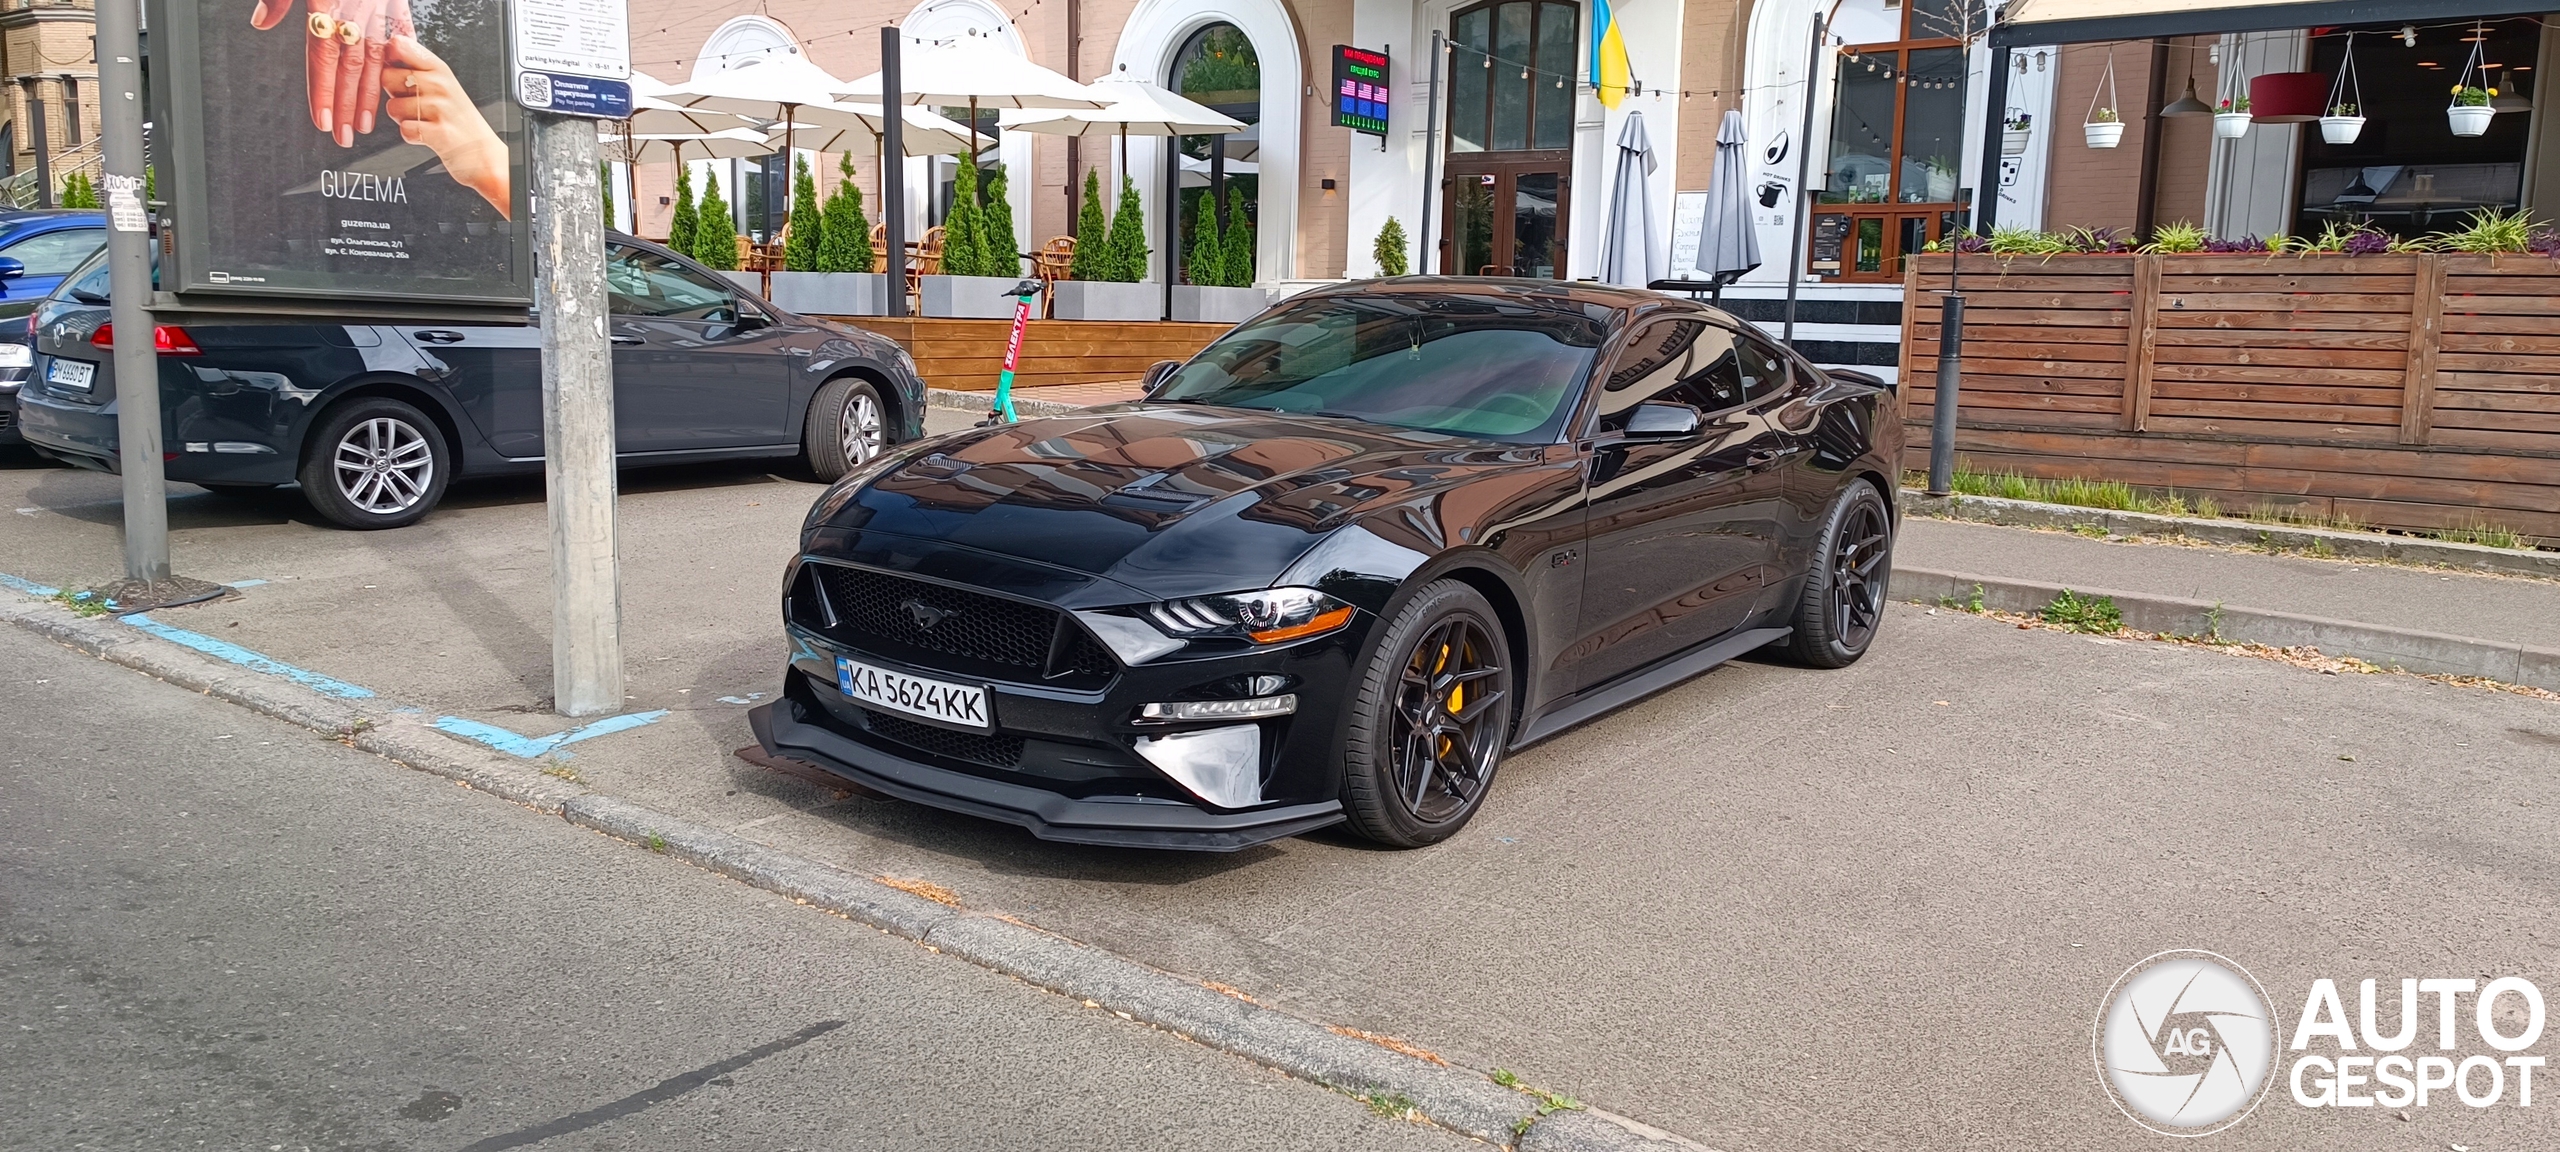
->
1172, 23, 1260, 285
1447, 0, 1577, 154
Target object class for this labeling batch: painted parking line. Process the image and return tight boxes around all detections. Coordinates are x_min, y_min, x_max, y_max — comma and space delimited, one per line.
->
0, 572, 62, 597
120, 613, 379, 699
432, 710, 670, 760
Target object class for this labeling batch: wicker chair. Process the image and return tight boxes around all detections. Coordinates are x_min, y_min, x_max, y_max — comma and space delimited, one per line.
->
904, 226, 946, 297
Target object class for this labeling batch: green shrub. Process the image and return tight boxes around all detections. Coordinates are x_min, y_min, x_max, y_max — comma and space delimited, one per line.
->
694, 171, 736, 269
783, 156, 823, 272
1104, 175, 1149, 283
1069, 170, 1110, 281
2430, 206, 2536, 254
1220, 187, 1253, 287
1374, 216, 1409, 276
1187, 200, 1221, 285
817, 153, 873, 272
941, 158, 986, 278
668, 164, 699, 256
981, 164, 1019, 278
2142, 220, 2207, 254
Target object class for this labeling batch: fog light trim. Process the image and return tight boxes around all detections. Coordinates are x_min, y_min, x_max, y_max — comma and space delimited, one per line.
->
1139, 694, 1297, 722
1132, 724, 1262, 809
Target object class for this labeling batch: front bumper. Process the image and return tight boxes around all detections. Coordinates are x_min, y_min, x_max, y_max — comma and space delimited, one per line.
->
752, 680, 1344, 851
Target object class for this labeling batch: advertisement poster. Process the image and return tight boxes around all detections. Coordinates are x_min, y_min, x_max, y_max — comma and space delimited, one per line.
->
165, 0, 530, 304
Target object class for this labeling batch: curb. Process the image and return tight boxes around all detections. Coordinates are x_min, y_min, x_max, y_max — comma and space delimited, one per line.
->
0, 591, 1697, 1152
1889, 566, 2560, 692
1898, 490, 2560, 582
926, 386, 1093, 420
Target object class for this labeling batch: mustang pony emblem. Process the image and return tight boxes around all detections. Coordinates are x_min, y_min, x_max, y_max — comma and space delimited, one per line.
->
899, 598, 956, 631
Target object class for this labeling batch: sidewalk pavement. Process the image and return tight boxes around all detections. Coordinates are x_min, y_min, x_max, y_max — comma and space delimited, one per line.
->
1896, 516, 2560, 653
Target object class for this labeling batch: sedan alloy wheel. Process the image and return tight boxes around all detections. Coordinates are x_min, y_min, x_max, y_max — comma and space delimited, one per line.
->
333, 416, 436, 515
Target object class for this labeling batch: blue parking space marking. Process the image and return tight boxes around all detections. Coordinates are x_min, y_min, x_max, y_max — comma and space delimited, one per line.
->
431, 710, 670, 760
119, 613, 379, 699
0, 572, 62, 597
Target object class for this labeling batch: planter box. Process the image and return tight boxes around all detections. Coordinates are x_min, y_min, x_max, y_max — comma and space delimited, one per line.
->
767, 271, 889, 317
1171, 284, 1269, 324
1897, 252, 2560, 542
716, 271, 762, 296
1050, 279, 1161, 321
919, 274, 1035, 319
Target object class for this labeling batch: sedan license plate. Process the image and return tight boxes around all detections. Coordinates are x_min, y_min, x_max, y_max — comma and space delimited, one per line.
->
836, 656, 991, 731
47, 358, 94, 392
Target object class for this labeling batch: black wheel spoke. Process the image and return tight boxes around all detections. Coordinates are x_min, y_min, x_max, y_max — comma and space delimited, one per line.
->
1823, 500, 1891, 650
1379, 611, 1508, 826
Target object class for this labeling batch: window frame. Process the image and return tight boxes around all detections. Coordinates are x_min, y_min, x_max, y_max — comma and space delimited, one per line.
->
1815, 3, 1973, 282
1445, 0, 1581, 158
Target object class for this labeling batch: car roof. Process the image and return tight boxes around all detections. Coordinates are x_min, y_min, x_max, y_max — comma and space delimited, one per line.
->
0, 209, 105, 230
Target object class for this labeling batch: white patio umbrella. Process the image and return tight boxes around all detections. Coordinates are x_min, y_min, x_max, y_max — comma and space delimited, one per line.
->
837, 31, 1103, 164
1691, 110, 1762, 301
624, 92, 758, 136
1003, 73, 1242, 172
764, 104, 975, 157
598, 127, 774, 237
1599, 111, 1664, 287
658, 53, 853, 164
1177, 153, 1259, 188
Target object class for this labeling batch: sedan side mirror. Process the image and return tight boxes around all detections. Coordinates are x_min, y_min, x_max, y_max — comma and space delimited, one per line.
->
0, 257, 24, 281
1141, 359, 1182, 395
1622, 400, 1703, 439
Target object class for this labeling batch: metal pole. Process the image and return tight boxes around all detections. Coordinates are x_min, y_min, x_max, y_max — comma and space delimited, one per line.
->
98, 0, 163, 582
1975, 43, 2011, 234
1162, 128, 1177, 319
1781, 13, 1822, 347
1420, 31, 1441, 272
1925, 293, 1964, 495
530, 112, 623, 717
881, 27, 907, 318
28, 81, 52, 209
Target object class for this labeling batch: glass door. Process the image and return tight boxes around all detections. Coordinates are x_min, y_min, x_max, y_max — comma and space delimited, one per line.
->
1441, 164, 1570, 277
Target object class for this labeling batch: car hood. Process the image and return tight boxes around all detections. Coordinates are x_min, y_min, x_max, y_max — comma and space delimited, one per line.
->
821, 404, 1536, 601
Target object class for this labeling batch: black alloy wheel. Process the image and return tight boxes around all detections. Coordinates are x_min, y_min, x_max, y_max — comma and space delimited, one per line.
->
1341, 580, 1513, 847
1781, 482, 1892, 668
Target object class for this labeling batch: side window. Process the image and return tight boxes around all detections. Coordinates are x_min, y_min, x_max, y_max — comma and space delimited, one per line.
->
2, 228, 106, 276
1735, 334, 1793, 402
604, 245, 736, 322
64, 257, 110, 301
1595, 318, 1707, 432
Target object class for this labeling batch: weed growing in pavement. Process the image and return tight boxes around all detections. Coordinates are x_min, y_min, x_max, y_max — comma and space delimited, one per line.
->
1492, 1069, 1587, 1120
645, 832, 668, 854
2070, 523, 2110, 539
1357, 1091, 1420, 1120
2041, 589, 2123, 634
50, 589, 108, 617
1937, 584, 1989, 613
540, 763, 583, 783
2436, 521, 2535, 550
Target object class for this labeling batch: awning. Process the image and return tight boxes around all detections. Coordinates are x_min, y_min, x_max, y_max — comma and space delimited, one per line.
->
1992, 0, 2551, 47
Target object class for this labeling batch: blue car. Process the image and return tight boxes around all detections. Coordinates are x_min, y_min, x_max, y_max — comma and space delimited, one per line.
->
0, 209, 107, 444
18, 234, 927, 527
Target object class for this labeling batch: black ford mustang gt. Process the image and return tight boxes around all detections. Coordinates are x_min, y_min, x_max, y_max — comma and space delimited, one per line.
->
752, 278, 1900, 851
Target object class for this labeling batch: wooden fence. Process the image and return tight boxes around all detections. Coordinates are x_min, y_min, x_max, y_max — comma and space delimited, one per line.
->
829, 318, 1229, 391
1900, 253, 2560, 539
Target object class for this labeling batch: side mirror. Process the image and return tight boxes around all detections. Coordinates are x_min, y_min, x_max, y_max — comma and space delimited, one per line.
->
0, 257, 24, 281
1141, 359, 1182, 395
1622, 400, 1703, 439
1811, 368, 1891, 403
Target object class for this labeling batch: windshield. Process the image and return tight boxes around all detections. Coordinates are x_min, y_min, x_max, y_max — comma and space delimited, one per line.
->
1152, 293, 1608, 442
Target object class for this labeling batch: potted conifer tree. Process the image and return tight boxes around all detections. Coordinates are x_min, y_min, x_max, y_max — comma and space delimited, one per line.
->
919, 159, 1029, 318
770, 154, 888, 315
1172, 188, 1268, 323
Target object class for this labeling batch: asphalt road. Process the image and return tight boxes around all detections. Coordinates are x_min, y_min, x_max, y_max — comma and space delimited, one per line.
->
0, 623, 1478, 1152
8, 433, 2560, 1149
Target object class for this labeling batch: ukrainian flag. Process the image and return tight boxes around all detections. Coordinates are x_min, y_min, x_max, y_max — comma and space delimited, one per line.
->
1591, 0, 1632, 108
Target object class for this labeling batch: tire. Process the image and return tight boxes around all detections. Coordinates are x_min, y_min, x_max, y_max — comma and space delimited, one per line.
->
802, 376, 889, 482
296, 397, 450, 530
1779, 482, 1893, 668
1339, 580, 1514, 848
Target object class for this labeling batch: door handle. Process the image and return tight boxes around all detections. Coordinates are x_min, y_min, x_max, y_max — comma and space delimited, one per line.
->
610, 334, 644, 345
411, 329, 465, 344
1747, 446, 1799, 468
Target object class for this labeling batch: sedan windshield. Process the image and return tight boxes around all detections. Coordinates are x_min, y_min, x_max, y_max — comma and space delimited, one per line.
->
1152, 294, 1608, 442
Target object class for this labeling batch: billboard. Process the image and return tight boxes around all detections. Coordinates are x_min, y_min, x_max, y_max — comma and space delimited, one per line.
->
1332, 45, 1390, 136
150, 0, 532, 306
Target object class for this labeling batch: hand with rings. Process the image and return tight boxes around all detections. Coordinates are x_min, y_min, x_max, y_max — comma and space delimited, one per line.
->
382, 33, 511, 218
252, 0, 412, 147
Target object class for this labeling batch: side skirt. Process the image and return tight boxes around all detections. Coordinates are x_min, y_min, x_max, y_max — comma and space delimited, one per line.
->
1512, 626, 1791, 748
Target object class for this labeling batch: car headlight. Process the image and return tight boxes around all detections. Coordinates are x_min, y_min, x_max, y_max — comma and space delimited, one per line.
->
0, 343, 31, 369
1146, 587, 1356, 645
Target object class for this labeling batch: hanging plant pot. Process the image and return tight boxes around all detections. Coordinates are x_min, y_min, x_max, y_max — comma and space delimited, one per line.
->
2319, 115, 2365, 144
2448, 103, 2496, 137
2214, 111, 2253, 139
2084, 120, 2125, 148
2001, 127, 2032, 156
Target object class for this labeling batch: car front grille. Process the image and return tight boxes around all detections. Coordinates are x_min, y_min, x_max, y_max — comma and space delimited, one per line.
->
857, 707, 1025, 769
795, 561, 1119, 687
